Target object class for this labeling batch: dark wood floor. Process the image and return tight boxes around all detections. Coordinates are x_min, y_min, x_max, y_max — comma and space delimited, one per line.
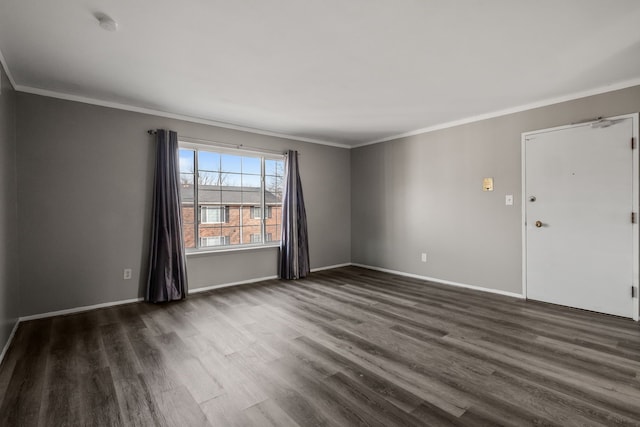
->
1, 266, 640, 426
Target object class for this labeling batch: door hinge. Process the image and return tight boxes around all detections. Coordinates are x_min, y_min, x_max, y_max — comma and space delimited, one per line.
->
632, 212, 637, 224
632, 137, 636, 150
633, 286, 637, 298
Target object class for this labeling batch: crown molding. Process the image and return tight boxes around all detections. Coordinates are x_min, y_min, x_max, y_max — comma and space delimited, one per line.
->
353, 77, 640, 148
0, 44, 346, 149
14, 84, 351, 149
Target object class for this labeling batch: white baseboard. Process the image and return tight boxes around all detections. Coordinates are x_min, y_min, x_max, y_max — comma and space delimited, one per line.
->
351, 263, 524, 299
16, 263, 352, 323
19, 297, 145, 322
311, 263, 352, 272
20, 275, 280, 321
0, 319, 20, 368
19, 274, 278, 321
9, 261, 521, 350
189, 263, 353, 294
188, 263, 352, 293
188, 275, 279, 294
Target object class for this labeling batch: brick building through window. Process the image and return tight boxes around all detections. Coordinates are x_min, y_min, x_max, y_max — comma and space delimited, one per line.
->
181, 184, 282, 248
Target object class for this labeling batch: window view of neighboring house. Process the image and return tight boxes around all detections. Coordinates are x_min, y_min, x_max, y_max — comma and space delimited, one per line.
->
179, 146, 284, 249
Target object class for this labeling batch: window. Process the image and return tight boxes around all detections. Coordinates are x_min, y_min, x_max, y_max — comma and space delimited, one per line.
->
200, 236, 230, 247
201, 206, 227, 224
251, 206, 272, 219
251, 207, 261, 219
179, 145, 284, 250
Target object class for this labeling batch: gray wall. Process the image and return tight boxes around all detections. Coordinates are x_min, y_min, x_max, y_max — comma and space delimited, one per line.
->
10, 82, 639, 316
351, 85, 640, 295
16, 93, 350, 316
0, 66, 19, 352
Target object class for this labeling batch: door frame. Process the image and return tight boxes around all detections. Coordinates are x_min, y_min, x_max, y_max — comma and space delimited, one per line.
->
521, 113, 639, 321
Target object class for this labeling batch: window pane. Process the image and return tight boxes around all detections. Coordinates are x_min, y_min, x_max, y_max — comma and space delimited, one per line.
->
220, 172, 241, 187
179, 150, 197, 249
180, 173, 194, 185
242, 174, 261, 191
220, 189, 242, 205
181, 203, 195, 224
181, 186, 195, 208
183, 223, 195, 248
265, 175, 281, 193
179, 149, 195, 172
221, 154, 242, 173
242, 156, 261, 174
221, 225, 239, 245
198, 171, 219, 186
265, 189, 281, 206
266, 224, 281, 242
199, 224, 223, 246
198, 151, 220, 172
266, 205, 280, 240
273, 191, 283, 204
265, 159, 283, 176
240, 190, 260, 206
226, 206, 240, 228
270, 205, 281, 221
199, 187, 221, 208
242, 206, 260, 226
243, 225, 261, 244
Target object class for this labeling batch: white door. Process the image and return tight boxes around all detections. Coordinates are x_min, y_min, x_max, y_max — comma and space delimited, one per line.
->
524, 116, 637, 319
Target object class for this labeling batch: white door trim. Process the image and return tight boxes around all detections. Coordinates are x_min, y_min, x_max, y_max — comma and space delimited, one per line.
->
521, 113, 640, 321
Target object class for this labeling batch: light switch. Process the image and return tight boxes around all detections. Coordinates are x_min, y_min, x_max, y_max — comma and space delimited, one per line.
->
505, 194, 513, 206
482, 177, 494, 191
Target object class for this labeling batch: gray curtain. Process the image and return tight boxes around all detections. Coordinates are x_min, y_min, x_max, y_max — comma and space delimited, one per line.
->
146, 129, 188, 302
279, 150, 310, 279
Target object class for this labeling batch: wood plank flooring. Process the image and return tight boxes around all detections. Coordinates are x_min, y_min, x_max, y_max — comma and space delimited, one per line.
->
1, 266, 640, 426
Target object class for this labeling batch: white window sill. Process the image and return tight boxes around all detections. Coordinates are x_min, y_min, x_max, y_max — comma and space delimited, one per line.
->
186, 243, 280, 257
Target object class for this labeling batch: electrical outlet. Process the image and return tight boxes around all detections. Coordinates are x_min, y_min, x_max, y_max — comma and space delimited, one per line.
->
123, 268, 132, 280
421, 253, 427, 262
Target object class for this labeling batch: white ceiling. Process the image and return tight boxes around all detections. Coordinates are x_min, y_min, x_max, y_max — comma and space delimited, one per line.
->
1, 0, 639, 148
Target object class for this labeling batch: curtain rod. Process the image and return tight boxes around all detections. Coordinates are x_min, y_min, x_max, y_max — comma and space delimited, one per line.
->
147, 130, 290, 156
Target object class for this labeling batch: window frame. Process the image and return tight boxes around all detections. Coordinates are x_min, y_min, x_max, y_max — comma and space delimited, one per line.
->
179, 142, 284, 253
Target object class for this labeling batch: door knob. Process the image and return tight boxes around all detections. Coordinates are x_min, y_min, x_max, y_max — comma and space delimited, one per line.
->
535, 220, 543, 228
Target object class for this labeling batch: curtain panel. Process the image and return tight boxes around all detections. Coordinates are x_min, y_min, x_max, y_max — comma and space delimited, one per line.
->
279, 150, 310, 279
146, 129, 188, 302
